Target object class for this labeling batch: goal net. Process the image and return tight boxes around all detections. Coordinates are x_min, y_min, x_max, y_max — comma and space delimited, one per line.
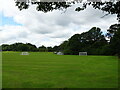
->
79, 52, 87, 56
21, 52, 29, 55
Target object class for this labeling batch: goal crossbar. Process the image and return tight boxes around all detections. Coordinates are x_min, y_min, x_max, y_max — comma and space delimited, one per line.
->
79, 52, 87, 56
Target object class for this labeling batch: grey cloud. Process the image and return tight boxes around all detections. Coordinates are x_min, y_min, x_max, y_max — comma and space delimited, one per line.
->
48, 31, 72, 38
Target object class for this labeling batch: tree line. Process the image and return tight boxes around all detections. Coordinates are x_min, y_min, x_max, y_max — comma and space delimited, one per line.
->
1, 23, 120, 57
1, 43, 59, 52
59, 24, 120, 57
59, 23, 119, 57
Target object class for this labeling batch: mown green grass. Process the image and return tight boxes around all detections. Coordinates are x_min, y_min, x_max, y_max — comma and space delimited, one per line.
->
2, 52, 118, 88
0, 51, 2, 89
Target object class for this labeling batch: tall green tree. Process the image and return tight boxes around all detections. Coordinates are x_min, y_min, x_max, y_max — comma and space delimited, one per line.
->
110, 29, 120, 56
52, 46, 60, 52
47, 46, 53, 52
38, 45, 47, 52
59, 41, 68, 51
66, 34, 81, 55
1, 44, 10, 51
108, 24, 120, 56
60, 27, 107, 55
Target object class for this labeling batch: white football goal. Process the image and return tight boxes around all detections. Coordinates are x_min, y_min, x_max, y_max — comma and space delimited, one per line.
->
79, 52, 87, 56
21, 52, 29, 55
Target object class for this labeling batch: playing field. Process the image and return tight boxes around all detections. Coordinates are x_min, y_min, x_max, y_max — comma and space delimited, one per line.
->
2, 52, 118, 88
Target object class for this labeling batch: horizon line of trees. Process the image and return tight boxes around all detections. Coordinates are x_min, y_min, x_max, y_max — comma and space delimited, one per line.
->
1, 23, 120, 57
1, 43, 59, 52
59, 24, 120, 57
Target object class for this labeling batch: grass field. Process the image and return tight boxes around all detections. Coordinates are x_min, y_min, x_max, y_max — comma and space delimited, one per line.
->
2, 52, 118, 88
0, 51, 2, 89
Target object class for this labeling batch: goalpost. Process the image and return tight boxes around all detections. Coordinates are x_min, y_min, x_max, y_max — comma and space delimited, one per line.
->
21, 52, 29, 55
79, 52, 87, 56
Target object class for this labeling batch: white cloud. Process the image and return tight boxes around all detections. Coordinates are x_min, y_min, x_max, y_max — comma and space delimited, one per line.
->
0, 0, 118, 47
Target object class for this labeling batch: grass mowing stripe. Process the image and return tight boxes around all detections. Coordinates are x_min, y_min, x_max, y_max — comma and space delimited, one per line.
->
2, 52, 118, 88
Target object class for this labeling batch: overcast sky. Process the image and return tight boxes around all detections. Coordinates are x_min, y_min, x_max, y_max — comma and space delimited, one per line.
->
0, 0, 118, 47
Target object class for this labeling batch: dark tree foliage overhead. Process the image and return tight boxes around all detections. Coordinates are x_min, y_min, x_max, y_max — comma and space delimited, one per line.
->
14, 1, 71, 12
14, 0, 120, 21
